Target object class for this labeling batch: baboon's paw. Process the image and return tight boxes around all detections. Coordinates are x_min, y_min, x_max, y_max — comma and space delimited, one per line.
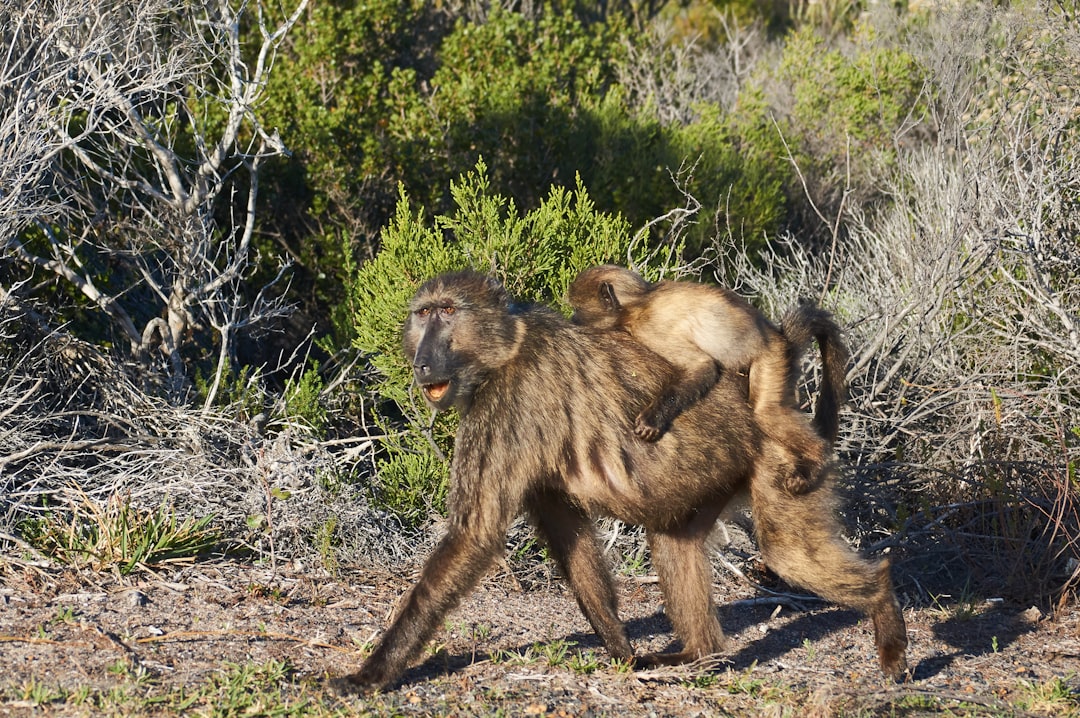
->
633, 418, 663, 442
634, 407, 667, 442
881, 653, 911, 683
330, 668, 388, 695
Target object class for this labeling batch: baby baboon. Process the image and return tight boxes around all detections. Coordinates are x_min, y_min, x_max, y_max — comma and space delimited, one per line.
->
335, 270, 907, 693
568, 265, 849, 494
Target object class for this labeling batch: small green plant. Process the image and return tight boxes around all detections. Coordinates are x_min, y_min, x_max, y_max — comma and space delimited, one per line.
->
619, 546, 650, 576
199, 660, 296, 715
725, 663, 776, 699
25, 494, 218, 575
468, 623, 492, 642
194, 361, 264, 420
51, 606, 78, 625
802, 637, 817, 661
283, 363, 328, 437
1018, 675, 1080, 716
490, 645, 540, 666
538, 639, 575, 668
314, 517, 339, 575
19, 678, 66, 706
567, 649, 602, 675
928, 585, 981, 621
685, 673, 719, 689
489, 648, 512, 665
106, 656, 151, 682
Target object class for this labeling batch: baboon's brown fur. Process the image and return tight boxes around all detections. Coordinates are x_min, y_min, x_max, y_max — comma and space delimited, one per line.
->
568, 265, 850, 494
337, 270, 907, 693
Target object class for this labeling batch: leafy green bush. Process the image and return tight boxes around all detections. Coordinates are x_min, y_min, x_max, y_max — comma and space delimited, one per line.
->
776, 22, 931, 208
256, 3, 790, 348
283, 364, 328, 437
349, 161, 643, 523
781, 25, 928, 151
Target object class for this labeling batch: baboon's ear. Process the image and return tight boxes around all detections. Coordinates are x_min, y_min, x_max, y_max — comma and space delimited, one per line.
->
600, 282, 621, 313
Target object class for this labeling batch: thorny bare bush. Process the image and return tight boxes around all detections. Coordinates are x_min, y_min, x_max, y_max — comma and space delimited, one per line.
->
708, 5, 1080, 607
0, 292, 410, 575
0, 0, 307, 400
616, 12, 767, 124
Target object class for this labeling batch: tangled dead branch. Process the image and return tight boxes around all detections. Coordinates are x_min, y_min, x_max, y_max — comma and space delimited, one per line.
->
0, 293, 410, 572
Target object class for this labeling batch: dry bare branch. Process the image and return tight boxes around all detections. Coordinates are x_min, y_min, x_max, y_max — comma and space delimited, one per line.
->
0, 0, 308, 395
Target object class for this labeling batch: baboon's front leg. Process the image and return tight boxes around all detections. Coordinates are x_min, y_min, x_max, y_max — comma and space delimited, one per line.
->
529, 492, 633, 660
337, 528, 502, 692
636, 362, 719, 441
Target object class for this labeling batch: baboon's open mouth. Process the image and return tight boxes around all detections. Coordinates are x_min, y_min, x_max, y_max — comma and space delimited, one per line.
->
423, 382, 450, 402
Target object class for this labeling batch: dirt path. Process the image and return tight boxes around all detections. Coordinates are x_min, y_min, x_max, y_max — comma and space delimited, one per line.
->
1, 562, 1078, 716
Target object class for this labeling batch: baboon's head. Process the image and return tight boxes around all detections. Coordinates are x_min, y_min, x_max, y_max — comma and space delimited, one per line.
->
568, 265, 650, 330
402, 270, 523, 412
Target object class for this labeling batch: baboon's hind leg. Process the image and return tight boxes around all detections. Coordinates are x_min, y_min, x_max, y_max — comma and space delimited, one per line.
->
640, 503, 727, 666
751, 479, 909, 681
748, 334, 829, 494
530, 492, 634, 661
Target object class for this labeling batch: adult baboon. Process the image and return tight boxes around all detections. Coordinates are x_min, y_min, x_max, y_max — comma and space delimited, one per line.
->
336, 270, 907, 692
568, 265, 849, 494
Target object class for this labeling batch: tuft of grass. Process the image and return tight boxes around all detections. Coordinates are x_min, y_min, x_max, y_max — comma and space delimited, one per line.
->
567, 649, 603, 675
22, 492, 219, 575
1017, 675, 1080, 716
724, 663, 782, 701
928, 586, 981, 622
538, 638, 575, 667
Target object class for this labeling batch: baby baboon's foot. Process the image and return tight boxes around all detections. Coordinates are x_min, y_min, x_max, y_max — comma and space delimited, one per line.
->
634, 405, 667, 442
782, 460, 825, 494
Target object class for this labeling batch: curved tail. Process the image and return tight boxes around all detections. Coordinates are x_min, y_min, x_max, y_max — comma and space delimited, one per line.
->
779, 302, 851, 445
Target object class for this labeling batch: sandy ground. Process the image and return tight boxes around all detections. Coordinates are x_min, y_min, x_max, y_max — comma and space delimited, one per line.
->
1, 558, 1078, 716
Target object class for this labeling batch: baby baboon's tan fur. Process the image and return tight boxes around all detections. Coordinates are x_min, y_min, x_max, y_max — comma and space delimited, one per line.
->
569, 265, 848, 493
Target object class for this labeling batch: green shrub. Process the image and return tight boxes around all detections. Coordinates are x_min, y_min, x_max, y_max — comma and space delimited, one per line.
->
283, 364, 328, 437
256, 3, 789, 348
777, 23, 930, 200
349, 160, 643, 523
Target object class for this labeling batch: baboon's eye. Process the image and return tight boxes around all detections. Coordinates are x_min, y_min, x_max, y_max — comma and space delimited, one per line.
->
441, 306, 456, 316
417, 307, 431, 318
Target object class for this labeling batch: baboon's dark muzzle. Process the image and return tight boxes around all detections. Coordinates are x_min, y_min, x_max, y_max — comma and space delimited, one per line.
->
412, 336, 455, 408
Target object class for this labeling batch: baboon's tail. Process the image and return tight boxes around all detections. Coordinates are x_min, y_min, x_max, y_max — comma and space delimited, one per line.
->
779, 302, 851, 445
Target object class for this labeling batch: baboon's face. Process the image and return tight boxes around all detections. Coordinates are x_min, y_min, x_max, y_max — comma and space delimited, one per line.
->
568, 267, 624, 330
402, 271, 514, 412
403, 297, 461, 410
